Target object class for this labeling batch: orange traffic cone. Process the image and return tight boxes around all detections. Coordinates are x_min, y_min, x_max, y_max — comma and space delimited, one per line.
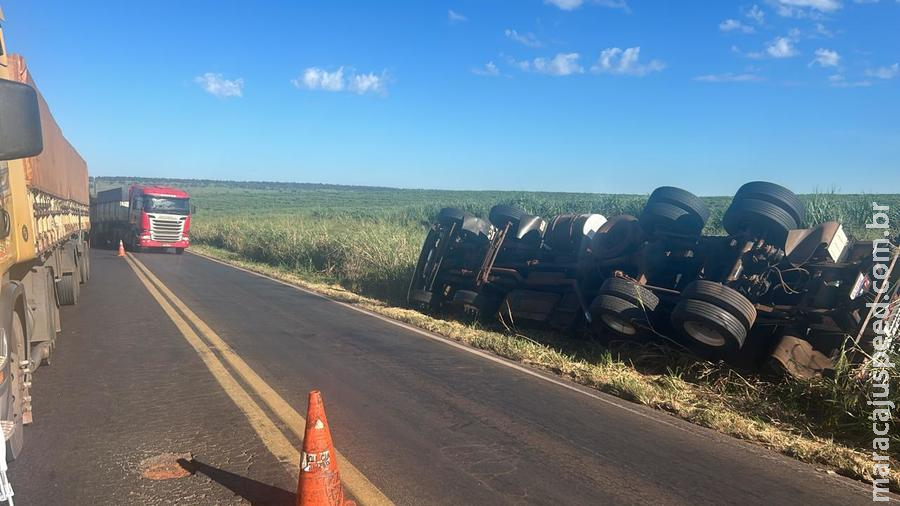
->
296, 390, 353, 506
117, 240, 126, 257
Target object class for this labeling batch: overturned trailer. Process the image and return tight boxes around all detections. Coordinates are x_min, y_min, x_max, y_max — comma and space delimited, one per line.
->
409, 182, 900, 378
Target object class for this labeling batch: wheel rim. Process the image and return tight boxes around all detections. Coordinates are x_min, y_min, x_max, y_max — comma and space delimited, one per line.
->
601, 314, 637, 336
684, 321, 726, 347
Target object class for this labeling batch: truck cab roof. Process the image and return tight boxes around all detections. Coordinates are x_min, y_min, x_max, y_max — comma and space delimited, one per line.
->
133, 185, 190, 199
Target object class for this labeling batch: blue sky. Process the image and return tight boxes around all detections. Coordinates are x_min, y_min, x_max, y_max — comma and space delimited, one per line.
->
3, 0, 898, 195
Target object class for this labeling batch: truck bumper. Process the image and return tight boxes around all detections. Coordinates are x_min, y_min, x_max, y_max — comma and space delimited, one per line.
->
139, 239, 189, 249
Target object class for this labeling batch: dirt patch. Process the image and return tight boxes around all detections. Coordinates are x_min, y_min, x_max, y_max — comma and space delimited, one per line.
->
140, 452, 194, 480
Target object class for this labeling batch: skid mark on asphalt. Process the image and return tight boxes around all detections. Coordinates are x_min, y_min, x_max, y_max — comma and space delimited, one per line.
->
126, 254, 394, 506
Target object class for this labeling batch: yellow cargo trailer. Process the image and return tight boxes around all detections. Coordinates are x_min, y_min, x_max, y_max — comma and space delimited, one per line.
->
0, 8, 91, 459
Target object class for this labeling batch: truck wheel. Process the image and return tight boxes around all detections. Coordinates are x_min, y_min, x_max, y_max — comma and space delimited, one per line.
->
489, 204, 527, 229
175, 248, 185, 255
452, 290, 500, 320
599, 277, 659, 311
733, 181, 804, 227
672, 281, 756, 354
79, 250, 90, 283
4, 313, 26, 460
438, 207, 467, 223
639, 202, 705, 237
590, 215, 644, 262
722, 198, 797, 247
680, 280, 756, 328
57, 273, 79, 306
590, 295, 648, 339
646, 186, 710, 223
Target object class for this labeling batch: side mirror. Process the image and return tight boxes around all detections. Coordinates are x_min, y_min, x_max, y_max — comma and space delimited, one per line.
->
0, 78, 43, 161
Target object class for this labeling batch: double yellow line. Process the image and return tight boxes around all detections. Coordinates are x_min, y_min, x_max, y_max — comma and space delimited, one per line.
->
124, 254, 393, 506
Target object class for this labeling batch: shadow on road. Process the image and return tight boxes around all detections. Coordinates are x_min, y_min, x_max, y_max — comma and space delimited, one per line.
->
177, 458, 295, 506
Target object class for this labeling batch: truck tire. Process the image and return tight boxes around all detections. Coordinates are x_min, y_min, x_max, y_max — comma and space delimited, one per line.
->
435, 208, 494, 238
590, 215, 644, 262
57, 272, 79, 306
438, 207, 467, 223
680, 280, 757, 329
646, 186, 710, 223
639, 201, 705, 237
452, 290, 500, 320
722, 198, 797, 247
79, 250, 91, 283
489, 204, 527, 229
5, 313, 26, 460
598, 277, 660, 311
672, 281, 755, 354
175, 248, 185, 255
733, 181, 804, 227
590, 295, 648, 339
408, 288, 434, 308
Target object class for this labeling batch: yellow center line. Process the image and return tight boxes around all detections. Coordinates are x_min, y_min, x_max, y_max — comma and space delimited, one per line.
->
127, 253, 393, 506
123, 254, 300, 468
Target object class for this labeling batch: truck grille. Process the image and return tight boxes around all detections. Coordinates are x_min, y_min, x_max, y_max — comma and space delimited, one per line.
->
149, 215, 186, 242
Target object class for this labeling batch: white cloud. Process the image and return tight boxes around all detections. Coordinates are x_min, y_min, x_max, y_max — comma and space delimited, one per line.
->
472, 61, 500, 77
591, 47, 665, 76
769, 0, 842, 17
295, 67, 346, 91
694, 73, 763, 82
544, 0, 629, 11
866, 63, 900, 79
348, 73, 387, 95
720, 19, 755, 33
746, 4, 766, 23
194, 73, 244, 98
810, 48, 840, 67
448, 10, 467, 22
766, 37, 798, 57
505, 29, 543, 48
525, 53, 584, 76
292, 67, 388, 95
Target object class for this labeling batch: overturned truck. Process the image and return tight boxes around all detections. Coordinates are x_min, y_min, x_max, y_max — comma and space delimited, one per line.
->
408, 182, 900, 378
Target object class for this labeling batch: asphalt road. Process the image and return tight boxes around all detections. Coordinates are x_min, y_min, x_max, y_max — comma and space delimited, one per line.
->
9, 248, 878, 505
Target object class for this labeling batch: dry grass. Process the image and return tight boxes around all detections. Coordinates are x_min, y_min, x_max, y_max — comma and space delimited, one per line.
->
192, 243, 900, 491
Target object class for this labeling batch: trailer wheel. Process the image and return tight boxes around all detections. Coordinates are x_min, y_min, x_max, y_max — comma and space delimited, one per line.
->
590, 215, 644, 261
672, 299, 746, 352
453, 290, 500, 320
4, 313, 26, 460
646, 186, 710, 223
408, 288, 434, 309
590, 295, 651, 339
639, 202, 705, 237
733, 181, 804, 227
722, 198, 797, 247
680, 280, 756, 328
598, 277, 660, 311
57, 272, 79, 306
489, 204, 527, 229
79, 249, 91, 283
437, 208, 492, 238
438, 207, 467, 223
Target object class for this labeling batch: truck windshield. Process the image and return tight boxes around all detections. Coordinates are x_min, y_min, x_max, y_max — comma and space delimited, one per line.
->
144, 197, 190, 215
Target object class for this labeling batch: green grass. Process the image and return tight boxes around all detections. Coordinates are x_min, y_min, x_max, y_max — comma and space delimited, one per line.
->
96, 176, 900, 487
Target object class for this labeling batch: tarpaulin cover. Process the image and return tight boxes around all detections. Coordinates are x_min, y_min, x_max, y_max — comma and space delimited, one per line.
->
8, 55, 89, 204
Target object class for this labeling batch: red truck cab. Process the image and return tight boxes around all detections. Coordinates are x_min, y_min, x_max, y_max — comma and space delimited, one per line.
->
128, 185, 192, 252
